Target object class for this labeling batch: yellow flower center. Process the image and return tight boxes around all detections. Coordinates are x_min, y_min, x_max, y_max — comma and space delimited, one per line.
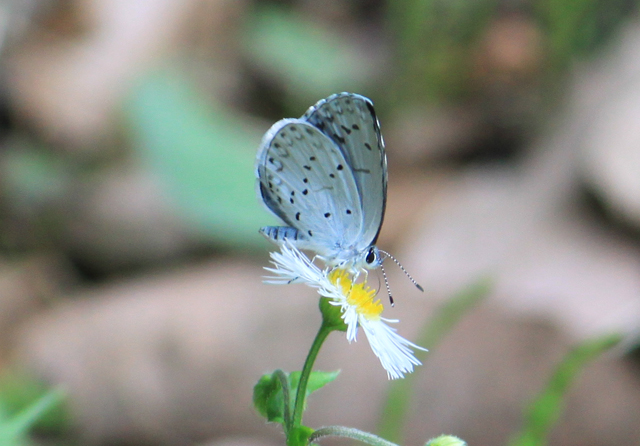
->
328, 269, 383, 321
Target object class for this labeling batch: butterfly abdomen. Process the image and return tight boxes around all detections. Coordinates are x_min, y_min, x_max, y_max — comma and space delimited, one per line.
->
260, 226, 307, 244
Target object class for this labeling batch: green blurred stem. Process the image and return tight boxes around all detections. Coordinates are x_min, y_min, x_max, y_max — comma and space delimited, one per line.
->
273, 369, 292, 434
377, 276, 492, 443
509, 333, 622, 446
292, 321, 333, 427
3, 388, 65, 437
310, 426, 399, 446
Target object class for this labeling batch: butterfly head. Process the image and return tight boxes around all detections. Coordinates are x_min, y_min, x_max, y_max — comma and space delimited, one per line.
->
363, 246, 383, 269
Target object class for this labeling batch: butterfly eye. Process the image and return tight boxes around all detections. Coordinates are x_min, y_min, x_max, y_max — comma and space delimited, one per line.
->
365, 247, 376, 265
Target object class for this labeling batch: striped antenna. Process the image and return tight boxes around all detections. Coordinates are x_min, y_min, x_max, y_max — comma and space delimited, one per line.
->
379, 250, 424, 294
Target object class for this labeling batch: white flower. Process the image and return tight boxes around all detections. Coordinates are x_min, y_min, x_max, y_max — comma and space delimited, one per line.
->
265, 243, 426, 380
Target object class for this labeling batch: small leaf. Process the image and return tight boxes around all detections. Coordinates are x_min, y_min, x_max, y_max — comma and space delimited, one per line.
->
253, 372, 287, 424
287, 425, 315, 446
290, 370, 340, 398
253, 370, 339, 424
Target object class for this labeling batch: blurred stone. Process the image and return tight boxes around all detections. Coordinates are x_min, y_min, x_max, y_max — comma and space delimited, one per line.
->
578, 21, 640, 229
386, 104, 484, 163
4, 0, 245, 153
403, 163, 640, 341
10, 255, 640, 445
62, 164, 197, 273
398, 21, 640, 341
12, 258, 361, 445
0, 0, 56, 56
0, 254, 73, 359
473, 13, 544, 85
405, 306, 640, 446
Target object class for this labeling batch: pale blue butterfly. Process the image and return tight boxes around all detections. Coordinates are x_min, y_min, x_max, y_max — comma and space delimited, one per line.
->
256, 93, 421, 302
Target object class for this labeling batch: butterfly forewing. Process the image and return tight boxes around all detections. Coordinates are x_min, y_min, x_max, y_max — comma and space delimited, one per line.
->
303, 93, 387, 248
256, 119, 364, 257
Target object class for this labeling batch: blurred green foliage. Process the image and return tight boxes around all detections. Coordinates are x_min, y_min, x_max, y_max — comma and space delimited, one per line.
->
125, 72, 273, 250
243, 6, 375, 106
378, 277, 492, 444
388, 0, 499, 103
384, 0, 635, 106
375, 276, 622, 446
0, 0, 634, 259
509, 333, 622, 446
125, 0, 634, 251
0, 371, 67, 445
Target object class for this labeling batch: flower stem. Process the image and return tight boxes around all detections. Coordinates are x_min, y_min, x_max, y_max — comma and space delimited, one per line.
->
310, 426, 399, 446
292, 321, 333, 427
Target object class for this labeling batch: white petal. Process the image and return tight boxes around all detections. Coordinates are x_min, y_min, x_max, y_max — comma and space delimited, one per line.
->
262, 243, 426, 380
360, 319, 426, 380
342, 305, 360, 342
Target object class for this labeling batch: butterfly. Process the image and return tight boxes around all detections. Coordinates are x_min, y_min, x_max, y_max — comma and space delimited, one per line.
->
256, 93, 421, 299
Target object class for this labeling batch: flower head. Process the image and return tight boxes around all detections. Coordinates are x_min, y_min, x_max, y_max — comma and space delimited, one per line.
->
265, 243, 425, 379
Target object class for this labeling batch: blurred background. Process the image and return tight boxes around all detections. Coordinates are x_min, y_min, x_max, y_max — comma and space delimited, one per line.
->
0, 0, 640, 445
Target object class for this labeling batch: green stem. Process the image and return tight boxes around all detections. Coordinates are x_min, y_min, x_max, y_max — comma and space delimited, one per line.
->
292, 321, 333, 427
310, 426, 399, 446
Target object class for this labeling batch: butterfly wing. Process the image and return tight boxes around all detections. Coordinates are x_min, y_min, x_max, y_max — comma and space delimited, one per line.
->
303, 93, 387, 249
256, 118, 365, 259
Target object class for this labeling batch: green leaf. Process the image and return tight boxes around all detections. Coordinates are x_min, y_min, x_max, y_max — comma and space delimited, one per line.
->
287, 425, 315, 446
0, 371, 68, 434
290, 370, 340, 398
253, 372, 287, 424
509, 333, 622, 446
253, 370, 339, 424
0, 388, 65, 446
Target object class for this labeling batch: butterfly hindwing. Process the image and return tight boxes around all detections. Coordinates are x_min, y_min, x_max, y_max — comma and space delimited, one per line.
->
303, 93, 387, 248
256, 119, 364, 257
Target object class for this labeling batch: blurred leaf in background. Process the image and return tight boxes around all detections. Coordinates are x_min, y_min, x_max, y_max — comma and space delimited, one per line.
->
242, 5, 378, 109
124, 71, 274, 251
0, 371, 67, 445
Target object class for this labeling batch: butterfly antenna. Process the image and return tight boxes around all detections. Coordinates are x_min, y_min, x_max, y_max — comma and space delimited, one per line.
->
379, 262, 394, 307
379, 250, 424, 292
